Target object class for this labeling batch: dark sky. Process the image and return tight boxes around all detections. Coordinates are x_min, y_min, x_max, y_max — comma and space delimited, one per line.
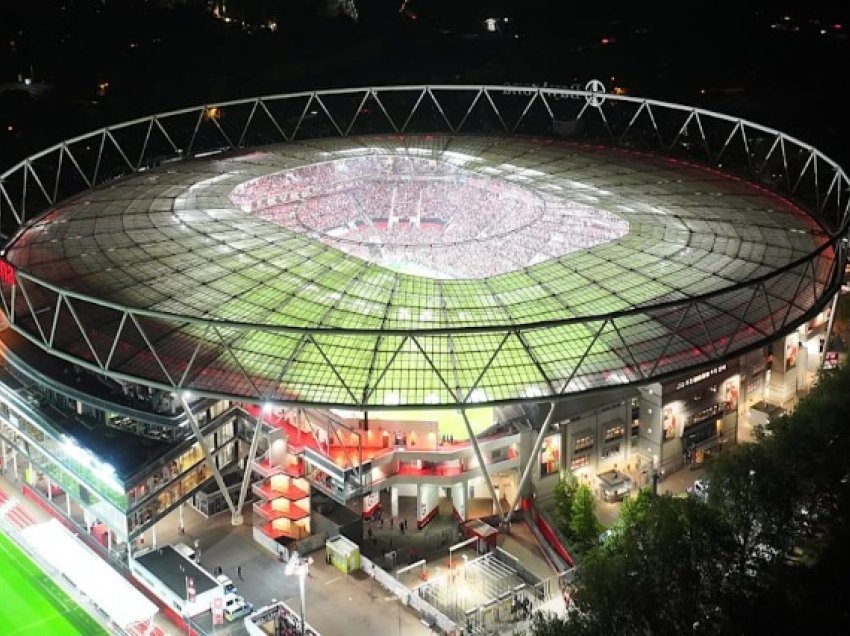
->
1, 0, 848, 168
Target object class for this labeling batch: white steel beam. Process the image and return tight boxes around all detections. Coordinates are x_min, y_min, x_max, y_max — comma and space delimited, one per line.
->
234, 407, 266, 524
506, 401, 557, 522
458, 404, 503, 518
179, 394, 237, 517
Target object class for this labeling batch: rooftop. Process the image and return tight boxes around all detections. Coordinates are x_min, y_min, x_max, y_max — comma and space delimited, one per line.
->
0, 91, 840, 409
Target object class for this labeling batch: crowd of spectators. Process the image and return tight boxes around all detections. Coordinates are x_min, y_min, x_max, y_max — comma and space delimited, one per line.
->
230, 154, 628, 278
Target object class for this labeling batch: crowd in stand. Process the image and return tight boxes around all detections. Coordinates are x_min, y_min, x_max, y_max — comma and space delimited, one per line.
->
230, 154, 628, 278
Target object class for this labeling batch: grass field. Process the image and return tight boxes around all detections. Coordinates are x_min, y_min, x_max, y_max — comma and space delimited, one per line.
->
0, 531, 107, 636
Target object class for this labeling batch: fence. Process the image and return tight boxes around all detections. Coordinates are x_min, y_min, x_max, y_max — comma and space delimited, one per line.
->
361, 554, 458, 634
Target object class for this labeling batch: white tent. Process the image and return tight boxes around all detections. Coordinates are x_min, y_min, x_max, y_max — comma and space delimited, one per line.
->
22, 519, 158, 628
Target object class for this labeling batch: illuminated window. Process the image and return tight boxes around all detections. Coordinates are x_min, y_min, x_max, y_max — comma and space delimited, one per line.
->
574, 432, 593, 452
571, 454, 589, 470
604, 425, 624, 441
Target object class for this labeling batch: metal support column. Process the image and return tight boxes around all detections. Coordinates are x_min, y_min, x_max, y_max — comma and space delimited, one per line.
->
506, 402, 557, 523
234, 406, 266, 526
179, 395, 237, 518
459, 407, 503, 518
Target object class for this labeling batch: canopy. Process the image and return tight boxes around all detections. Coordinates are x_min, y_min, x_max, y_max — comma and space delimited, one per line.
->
22, 519, 158, 628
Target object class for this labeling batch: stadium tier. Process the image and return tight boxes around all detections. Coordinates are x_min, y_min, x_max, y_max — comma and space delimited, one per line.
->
0, 88, 846, 601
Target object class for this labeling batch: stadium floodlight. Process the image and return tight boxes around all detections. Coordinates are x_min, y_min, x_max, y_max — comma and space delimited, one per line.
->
383, 392, 401, 406
284, 551, 313, 636
523, 386, 544, 398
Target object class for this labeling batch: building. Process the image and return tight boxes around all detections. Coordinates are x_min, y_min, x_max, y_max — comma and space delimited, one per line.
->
0, 85, 845, 563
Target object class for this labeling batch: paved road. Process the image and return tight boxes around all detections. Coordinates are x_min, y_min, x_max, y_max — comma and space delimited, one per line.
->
155, 503, 433, 636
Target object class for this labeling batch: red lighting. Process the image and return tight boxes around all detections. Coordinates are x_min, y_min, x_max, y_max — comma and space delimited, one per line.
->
601, 37, 610, 45
0, 259, 15, 286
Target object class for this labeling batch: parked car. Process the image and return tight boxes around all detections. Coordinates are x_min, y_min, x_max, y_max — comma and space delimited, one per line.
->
216, 574, 237, 595
223, 593, 253, 622
173, 542, 196, 561
687, 478, 710, 501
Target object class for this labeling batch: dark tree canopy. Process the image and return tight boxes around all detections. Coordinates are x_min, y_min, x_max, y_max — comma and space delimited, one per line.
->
535, 363, 850, 635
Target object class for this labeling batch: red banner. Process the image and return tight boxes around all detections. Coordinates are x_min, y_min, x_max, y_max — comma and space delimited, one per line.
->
212, 596, 224, 625
0, 259, 15, 286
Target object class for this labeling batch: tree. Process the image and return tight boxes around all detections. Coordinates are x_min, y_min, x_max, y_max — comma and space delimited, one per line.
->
569, 484, 599, 548
533, 363, 850, 636
705, 441, 797, 591
552, 473, 578, 538
542, 491, 739, 636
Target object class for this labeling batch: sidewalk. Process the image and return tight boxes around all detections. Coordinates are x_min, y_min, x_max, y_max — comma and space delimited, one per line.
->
595, 466, 705, 528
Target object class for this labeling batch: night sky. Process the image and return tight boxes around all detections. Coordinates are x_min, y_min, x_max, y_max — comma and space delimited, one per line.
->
2, 0, 849, 169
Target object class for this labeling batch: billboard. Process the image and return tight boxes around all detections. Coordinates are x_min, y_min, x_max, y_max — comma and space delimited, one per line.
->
785, 334, 799, 371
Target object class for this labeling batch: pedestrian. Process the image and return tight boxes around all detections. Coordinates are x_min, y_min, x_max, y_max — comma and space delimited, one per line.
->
390, 517, 394, 529
380, 516, 384, 529
237, 565, 243, 581
368, 526, 373, 539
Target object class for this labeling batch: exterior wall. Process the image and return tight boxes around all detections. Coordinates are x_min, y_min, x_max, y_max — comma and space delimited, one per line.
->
1, 357, 242, 542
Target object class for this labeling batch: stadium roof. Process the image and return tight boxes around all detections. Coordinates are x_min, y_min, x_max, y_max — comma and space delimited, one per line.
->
0, 86, 845, 408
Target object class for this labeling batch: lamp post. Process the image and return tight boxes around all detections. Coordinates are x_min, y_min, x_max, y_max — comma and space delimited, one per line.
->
284, 551, 313, 636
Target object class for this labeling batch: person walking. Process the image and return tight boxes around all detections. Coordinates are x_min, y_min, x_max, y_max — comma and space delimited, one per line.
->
237, 565, 243, 581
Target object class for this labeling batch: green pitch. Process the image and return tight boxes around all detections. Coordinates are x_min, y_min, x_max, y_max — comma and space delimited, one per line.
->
0, 531, 107, 636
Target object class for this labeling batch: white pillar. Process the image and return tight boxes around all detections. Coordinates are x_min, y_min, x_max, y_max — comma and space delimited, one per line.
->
65, 493, 71, 516
152, 524, 157, 548
179, 395, 237, 516
47, 477, 53, 501
234, 408, 265, 526
107, 529, 112, 551
12, 452, 18, 480
178, 503, 185, 533
390, 486, 399, 518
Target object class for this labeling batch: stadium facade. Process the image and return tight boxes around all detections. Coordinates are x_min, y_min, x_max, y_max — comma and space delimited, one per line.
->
0, 86, 846, 559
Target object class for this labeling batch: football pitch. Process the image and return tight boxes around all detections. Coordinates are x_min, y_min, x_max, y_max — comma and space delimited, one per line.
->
0, 531, 106, 635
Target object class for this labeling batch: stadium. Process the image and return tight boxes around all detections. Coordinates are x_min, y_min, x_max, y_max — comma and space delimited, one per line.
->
0, 85, 847, 633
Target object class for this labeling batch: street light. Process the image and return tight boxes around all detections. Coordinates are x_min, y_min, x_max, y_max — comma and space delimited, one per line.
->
284, 551, 313, 636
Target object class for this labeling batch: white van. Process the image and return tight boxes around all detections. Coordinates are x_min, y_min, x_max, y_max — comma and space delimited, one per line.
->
216, 574, 237, 595
173, 542, 197, 561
